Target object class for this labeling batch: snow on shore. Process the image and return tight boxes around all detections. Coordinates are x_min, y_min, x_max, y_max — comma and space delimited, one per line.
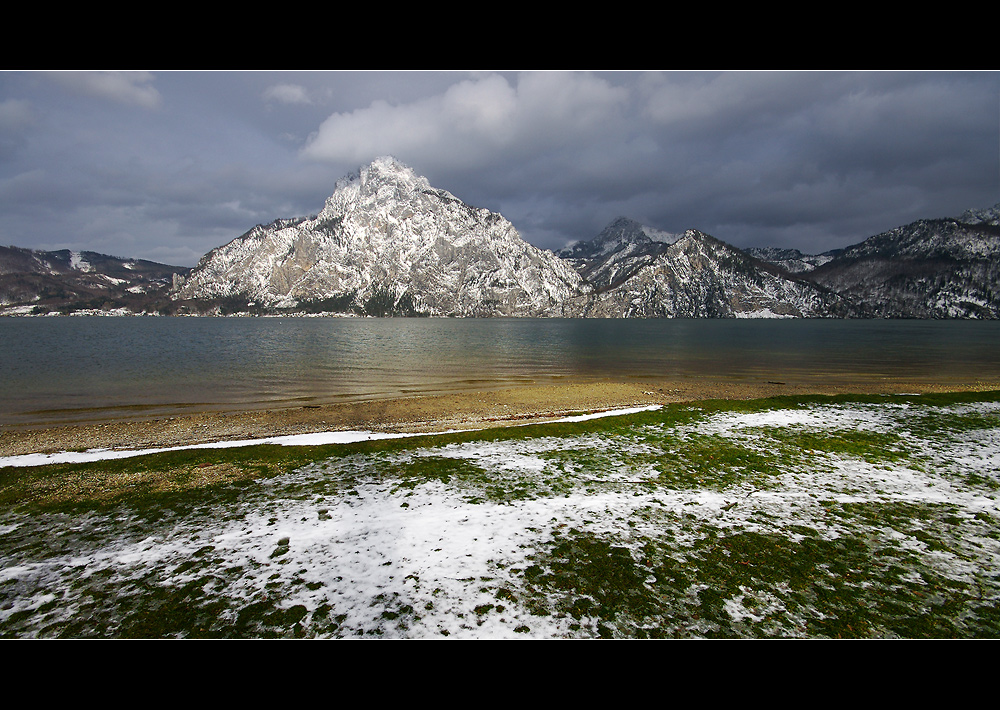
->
0, 406, 662, 468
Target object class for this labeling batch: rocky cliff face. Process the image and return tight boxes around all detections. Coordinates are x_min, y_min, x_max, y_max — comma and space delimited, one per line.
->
171, 157, 589, 316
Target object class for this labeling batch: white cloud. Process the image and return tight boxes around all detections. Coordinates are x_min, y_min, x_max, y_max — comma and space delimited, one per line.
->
47, 71, 162, 109
263, 83, 313, 105
300, 72, 629, 169
513, 71, 629, 132
440, 73, 518, 141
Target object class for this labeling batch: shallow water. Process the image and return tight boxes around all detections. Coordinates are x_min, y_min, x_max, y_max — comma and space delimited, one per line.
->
1, 316, 999, 426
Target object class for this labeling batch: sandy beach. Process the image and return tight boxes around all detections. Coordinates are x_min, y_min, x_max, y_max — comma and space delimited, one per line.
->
3, 376, 999, 460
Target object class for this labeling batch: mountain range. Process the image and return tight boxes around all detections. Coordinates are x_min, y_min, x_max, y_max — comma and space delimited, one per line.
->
3, 156, 998, 318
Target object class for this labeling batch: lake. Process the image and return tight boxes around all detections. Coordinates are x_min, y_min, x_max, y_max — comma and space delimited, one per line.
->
2, 317, 999, 427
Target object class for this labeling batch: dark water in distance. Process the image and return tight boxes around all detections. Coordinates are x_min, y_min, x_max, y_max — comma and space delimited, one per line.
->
2, 317, 999, 426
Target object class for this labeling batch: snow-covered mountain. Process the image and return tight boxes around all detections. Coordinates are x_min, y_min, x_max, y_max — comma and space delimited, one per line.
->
959, 204, 1000, 226
557, 217, 684, 291
171, 166, 859, 319
171, 157, 589, 316
163, 163, 1000, 319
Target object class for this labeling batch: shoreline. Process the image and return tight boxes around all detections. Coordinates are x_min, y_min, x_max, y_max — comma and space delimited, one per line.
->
3, 378, 999, 461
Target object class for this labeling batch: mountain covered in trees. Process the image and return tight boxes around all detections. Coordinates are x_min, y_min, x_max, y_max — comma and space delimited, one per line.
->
3, 157, 998, 318
792, 214, 1000, 318
0, 246, 189, 316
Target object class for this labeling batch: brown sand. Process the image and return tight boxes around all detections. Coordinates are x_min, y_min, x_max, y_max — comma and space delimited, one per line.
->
3, 376, 999, 460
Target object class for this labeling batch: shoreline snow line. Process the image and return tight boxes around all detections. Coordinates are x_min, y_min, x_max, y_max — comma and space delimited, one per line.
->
0, 405, 662, 468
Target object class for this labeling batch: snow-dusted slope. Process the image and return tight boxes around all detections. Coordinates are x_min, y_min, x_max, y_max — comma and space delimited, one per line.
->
743, 247, 836, 274
804, 212, 1000, 318
570, 227, 856, 318
0, 245, 187, 315
172, 157, 589, 316
558, 216, 681, 261
959, 203, 1000, 227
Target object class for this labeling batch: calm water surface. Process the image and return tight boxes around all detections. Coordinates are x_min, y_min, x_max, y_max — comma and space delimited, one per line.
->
2, 317, 999, 426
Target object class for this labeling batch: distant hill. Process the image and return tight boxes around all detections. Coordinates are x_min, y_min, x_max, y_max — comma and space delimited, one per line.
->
0, 246, 188, 316
743, 247, 837, 274
750, 210, 1000, 318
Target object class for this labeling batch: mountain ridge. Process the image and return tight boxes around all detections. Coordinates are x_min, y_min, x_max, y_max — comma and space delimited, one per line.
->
2, 158, 997, 318
570, 225, 859, 318
797, 216, 1000, 318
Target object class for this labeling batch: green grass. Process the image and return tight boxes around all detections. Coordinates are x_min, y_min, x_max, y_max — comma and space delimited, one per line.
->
765, 427, 909, 464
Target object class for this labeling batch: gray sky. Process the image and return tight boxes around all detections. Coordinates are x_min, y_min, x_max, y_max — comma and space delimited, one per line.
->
1, 70, 997, 267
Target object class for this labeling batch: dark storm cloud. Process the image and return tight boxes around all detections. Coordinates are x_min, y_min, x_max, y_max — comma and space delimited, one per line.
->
623, 71, 999, 252
0, 70, 997, 265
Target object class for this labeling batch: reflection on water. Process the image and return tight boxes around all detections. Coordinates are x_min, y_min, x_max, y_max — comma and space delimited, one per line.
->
2, 317, 999, 426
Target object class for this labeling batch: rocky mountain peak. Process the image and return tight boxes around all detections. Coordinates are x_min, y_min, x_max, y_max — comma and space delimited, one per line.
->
171, 158, 586, 316
321, 156, 433, 217
558, 216, 682, 261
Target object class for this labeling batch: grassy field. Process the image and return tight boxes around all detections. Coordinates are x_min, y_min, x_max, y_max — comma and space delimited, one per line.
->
2, 390, 999, 638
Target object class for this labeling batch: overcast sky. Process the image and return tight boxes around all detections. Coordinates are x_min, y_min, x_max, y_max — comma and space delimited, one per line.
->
1, 70, 998, 267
